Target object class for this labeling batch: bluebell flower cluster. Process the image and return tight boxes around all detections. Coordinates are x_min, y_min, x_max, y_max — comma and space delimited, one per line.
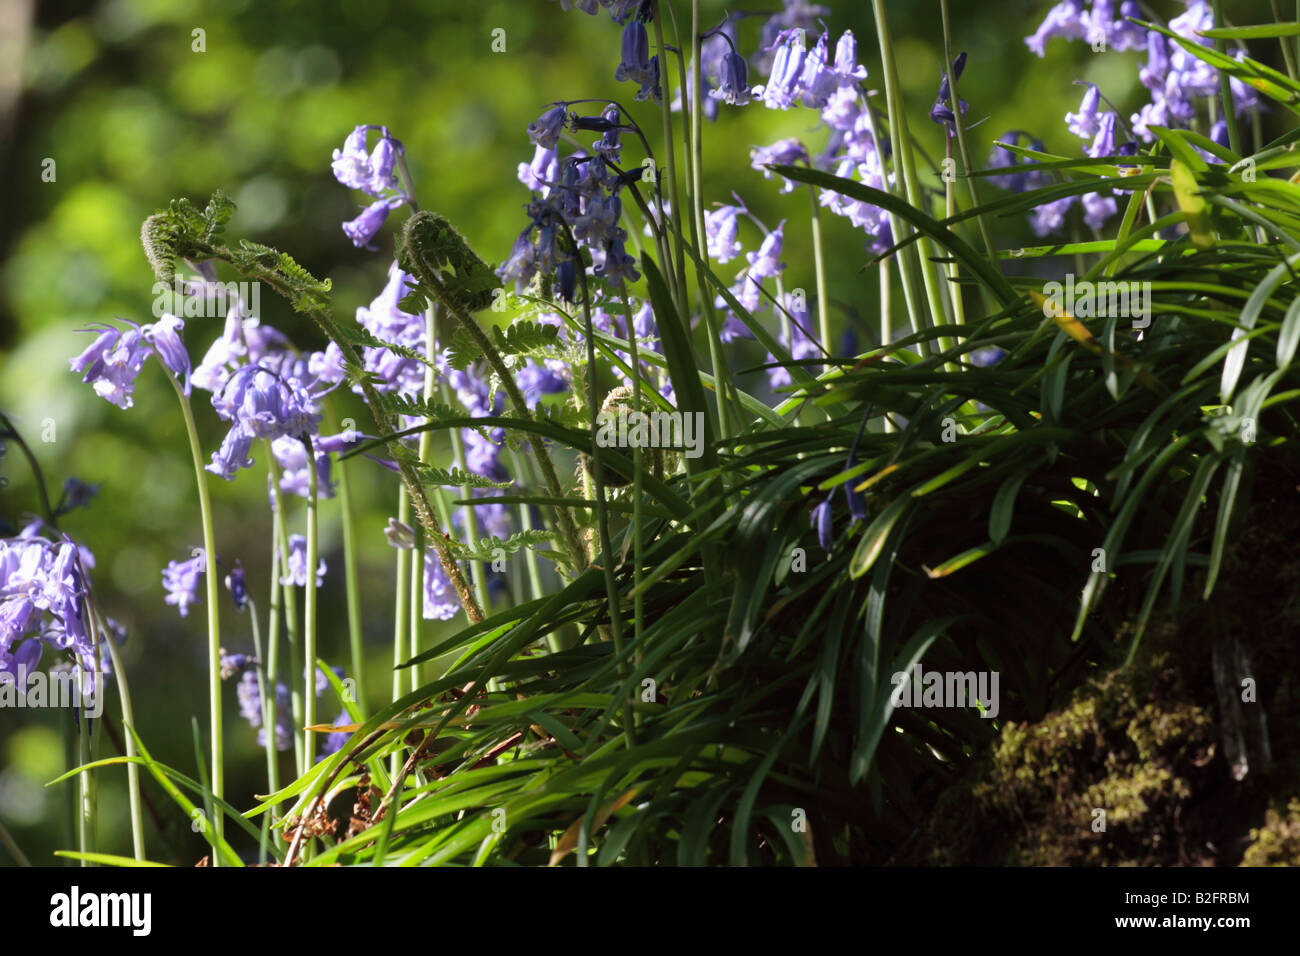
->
228, 657, 346, 754
331, 126, 411, 249
1, 529, 108, 692
1018, 0, 1266, 236
747, 26, 891, 254
69, 314, 191, 409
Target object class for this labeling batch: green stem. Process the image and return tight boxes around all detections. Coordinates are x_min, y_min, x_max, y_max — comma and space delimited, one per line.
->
99, 620, 144, 860
246, 594, 276, 863
1212, 0, 1242, 155
390, 489, 410, 781
808, 180, 832, 371
618, 290, 646, 720
940, 0, 996, 263
681, 0, 733, 440
77, 701, 92, 866
267, 454, 305, 775
871, 0, 951, 349
652, 0, 689, 310
264, 504, 284, 830
326, 404, 366, 709
168, 377, 223, 859
410, 531, 423, 694
302, 436, 319, 770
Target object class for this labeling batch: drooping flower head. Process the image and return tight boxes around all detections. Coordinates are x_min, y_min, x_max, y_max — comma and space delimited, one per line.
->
280, 534, 326, 589
929, 52, 969, 136
70, 315, 191, 409
162, 553, 205, 618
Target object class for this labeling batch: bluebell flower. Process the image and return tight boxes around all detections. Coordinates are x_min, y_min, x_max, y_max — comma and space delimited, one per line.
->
59, 478, 99, 513
756, 0, 829, 74
988, 132, 1053, 193
1085, 111, 1118, 158
1, 535, 98, 681
555, 257, 578, 303
219, 650, 254, 679
594, 105, 624, 161
331, 126, 403, 197
518, 145, 559, 194
518, 360, 568, 408
162, 554, 205, 618
422, 552, 460, 621
70, 317, 188, 410
970, 346, 1007, 367
594, 238, 640, 287
498, 229, 539, 294
798, 31, 835, 108
225, 562, 248, 612
751, 138, 808, 193
711, 51, 752, 106
1025, 0, 1087, 57
745, 222, 786, 282
753, 28, 807, 110
572, 192, 624, 247
313, 663, 344, 698
206, 426, 255, 480
384, 518, 416, 550
143, 313, 192, 394
343, 197, 403, 250
1031, 194, 1079, 237
705, 204, 744, 264
1104, 0, 1146, 51
929, 52, 969, 136
281, 534, 325, 588
615, 20, 660, 102
192, 303, 289, 394
321, 712, 352, 758
1082, 190, 1117, 230
766, 292, 822, 389
237, 671, 293, 752
1138, 31, 1169, 94
527, 105, 568, 150
271, 434, 336, 500
811, 496, 834, 551
1066, 85, 1102, 139
308, 342, 348, 387
212, 365, 320, 443
1210, 118, 1230, 151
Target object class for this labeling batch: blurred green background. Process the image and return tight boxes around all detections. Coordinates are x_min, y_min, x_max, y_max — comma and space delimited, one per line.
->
0, 0, 1281, 864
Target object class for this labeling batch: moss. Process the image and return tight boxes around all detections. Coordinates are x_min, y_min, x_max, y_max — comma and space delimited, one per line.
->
1241, 798, 1300, 866
896, 653, 1216, 866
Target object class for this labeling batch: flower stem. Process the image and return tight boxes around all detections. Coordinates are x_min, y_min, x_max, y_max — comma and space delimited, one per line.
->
326, 404, 366, 708
302, 435, 319, 770
168, 377, 224, 859
1212, 0, 1242, 155
871, 0, 950, 347
618, 289, 646, 724
940, 0, 996, 263
99, 618, 144, 860
808, 181, 832, 371
245, 594, 276, 862
652, 0, 689, 307
267, 453, 305, 775
390, 488, 410, 780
